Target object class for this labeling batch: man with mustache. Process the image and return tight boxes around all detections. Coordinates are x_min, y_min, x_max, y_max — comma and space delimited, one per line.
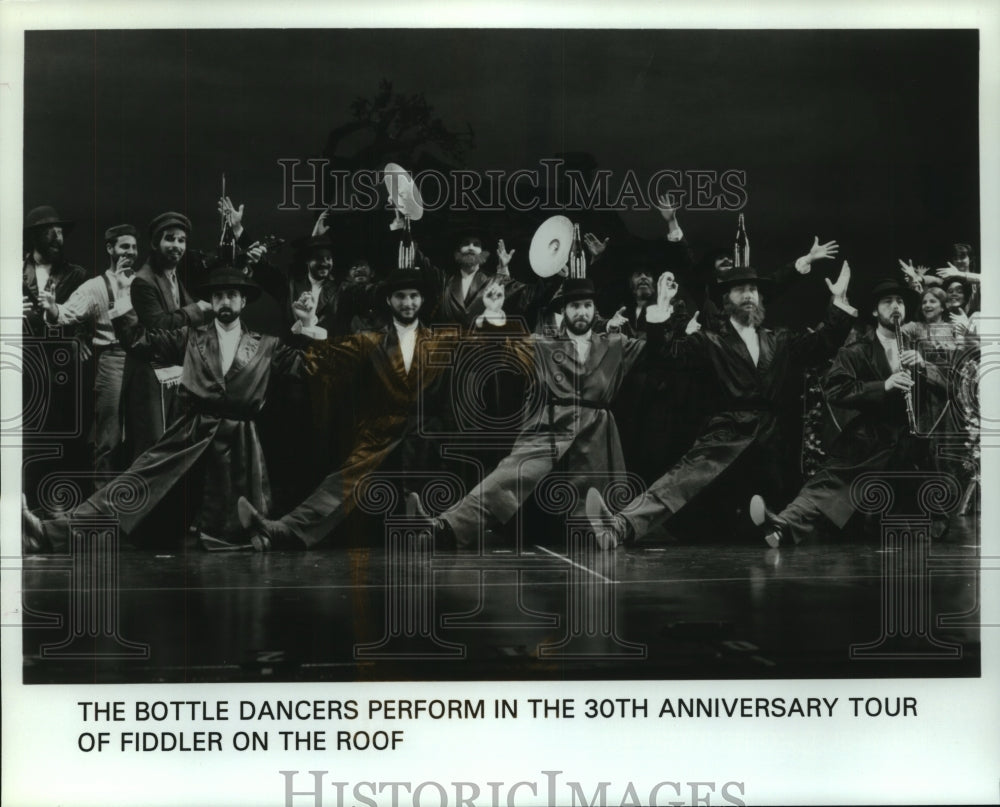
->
235, 268, 455, 550
407, 277, 645, 550
749, 278, 951, 546
22, 265, 318, 552
121, 212, 214, 461
21, 206, 89, 513
38, 224, 139, 477
21, 206, 88, 336
429, 230, 536, 328
586, 261, 856, 548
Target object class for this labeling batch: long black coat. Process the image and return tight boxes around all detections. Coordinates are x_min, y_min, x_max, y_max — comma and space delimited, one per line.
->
280, 324, 456, 546
642, 304, 855, 515
798, 330, 947, 529
39, 318, 307, 549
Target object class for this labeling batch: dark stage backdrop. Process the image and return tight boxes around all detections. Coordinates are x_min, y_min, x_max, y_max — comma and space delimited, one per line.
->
24, 28, 979, 327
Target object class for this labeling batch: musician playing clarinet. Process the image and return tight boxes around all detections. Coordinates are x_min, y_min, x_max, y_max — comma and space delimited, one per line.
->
749, 278, 953, 546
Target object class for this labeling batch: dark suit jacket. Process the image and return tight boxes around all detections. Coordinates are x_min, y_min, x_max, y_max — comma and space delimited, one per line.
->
800, 329, 946, 528
121, 260, 211, 459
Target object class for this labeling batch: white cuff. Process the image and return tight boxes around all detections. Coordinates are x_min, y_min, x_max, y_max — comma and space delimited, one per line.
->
832, 298, 858, 318
666, 228, 684, 243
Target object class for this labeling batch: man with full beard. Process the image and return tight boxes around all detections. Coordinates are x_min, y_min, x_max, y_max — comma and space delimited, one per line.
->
749, 278, 951, 547
21, 206, 89, 512
586, 261, 857, 548
407, 277, 643, 550
39, 224, 139, 477
21, 206, 88, 336
22, 265, 318, 552
429, 231, 536, 328
234, 268, 456, 550
121, 212, 214, 461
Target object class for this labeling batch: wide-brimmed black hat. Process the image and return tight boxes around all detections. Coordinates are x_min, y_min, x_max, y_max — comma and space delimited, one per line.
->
713, 264, 773, 297
24, 205, 75, 234
149, 211, 191, 242
196, 265, 261, 302
868, 278, 918, 314
378, 267, 437, 298
550, 277, 597, 308
291, 234, 335, 256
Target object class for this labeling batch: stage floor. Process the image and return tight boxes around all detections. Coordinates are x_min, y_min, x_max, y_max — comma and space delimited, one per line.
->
21, 516, 981, 683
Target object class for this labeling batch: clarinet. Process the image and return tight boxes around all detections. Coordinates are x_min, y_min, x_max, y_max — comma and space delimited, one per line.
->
893, 314, 918, 434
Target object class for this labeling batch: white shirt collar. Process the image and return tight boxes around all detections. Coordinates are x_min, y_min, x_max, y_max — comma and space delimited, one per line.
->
214, 319, 242, 374
393, 319, 419, 372
729, 317, 760, 365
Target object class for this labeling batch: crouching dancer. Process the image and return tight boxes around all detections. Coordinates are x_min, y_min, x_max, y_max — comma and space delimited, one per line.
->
22, 265, 317, 552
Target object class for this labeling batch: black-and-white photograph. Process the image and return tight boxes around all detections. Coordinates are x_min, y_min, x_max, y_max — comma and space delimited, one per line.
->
3, 3, 998, 805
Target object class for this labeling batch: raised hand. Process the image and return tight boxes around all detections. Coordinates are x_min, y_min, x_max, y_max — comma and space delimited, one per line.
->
898, 258, 922, 288
685, 310, 702, 335
114, 257, 136, 294
22, 295, 34, 316
935, 262, 962, 281
656, 192, 680, 223
606, 306, 628, 334
496, 239, 515, 273
583, 232, 609, 259
657, 271, 678, 304
808, 237, 839, 263
218, 196, 245, 237
950, 309, 971, 338
292, 291, 316, 322
311, 209, 330, 237
482, 280, 506, 314
825, 261, 851, 301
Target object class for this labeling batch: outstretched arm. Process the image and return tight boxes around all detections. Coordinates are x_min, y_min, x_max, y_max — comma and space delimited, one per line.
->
789, 261, 858, 364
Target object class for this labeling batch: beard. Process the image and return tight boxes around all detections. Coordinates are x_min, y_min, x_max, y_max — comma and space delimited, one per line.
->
566, 314, 594, 335
392, 308, 418, 326
157, 249, 184, 268
724, 298, 766, 328
632, 282, 654, 302
454, 250, 489, 272
216, 307, 238, 324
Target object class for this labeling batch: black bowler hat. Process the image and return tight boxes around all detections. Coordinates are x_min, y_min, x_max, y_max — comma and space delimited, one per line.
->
291, 234, 335, 256
104, 223, 137, 243
24, 205, 75, 234
455, 228, 488, 248
196, 265, 261, 302
868, 278, 918, 315
378, 267, 436, 298
713, 264, 773, 297
550, 277, 597, 308
148, 211, 191, 242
